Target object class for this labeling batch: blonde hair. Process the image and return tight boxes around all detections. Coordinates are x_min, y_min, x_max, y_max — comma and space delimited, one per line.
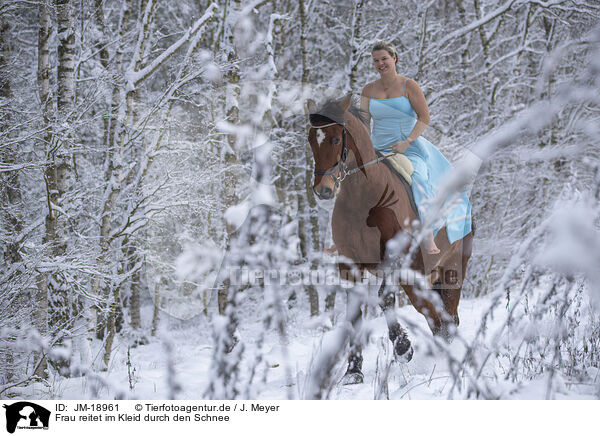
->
371, 41, 398, 64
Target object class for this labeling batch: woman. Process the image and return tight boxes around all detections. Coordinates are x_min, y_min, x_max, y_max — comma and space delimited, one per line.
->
361, 41, 472, 254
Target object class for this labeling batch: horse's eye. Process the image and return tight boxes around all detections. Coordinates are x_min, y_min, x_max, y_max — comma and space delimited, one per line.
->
332, 138, 340, 145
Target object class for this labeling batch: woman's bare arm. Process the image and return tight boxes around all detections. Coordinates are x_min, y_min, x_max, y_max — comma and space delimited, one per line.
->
360, 84, 372, 127
405, 78, 430, 141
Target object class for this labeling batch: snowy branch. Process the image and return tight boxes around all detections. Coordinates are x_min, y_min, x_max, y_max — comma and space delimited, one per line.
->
125, 3, 218, 89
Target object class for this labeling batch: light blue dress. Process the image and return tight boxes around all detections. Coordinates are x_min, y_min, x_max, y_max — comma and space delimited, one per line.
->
369, 86, 472, 244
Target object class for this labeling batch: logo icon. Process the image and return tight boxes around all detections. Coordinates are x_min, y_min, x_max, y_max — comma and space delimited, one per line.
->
3, 402, 50, 434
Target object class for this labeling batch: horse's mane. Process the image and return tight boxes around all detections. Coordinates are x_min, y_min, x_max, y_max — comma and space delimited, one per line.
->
309, 96, 368, 127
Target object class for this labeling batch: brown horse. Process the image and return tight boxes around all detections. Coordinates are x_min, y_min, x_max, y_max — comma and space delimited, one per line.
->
306, 95, 473, 383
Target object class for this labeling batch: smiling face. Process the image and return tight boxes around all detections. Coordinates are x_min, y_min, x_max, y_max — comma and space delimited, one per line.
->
372, 49, 396, 77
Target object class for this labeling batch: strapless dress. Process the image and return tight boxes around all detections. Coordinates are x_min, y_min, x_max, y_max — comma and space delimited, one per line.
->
370, 96, 472, 244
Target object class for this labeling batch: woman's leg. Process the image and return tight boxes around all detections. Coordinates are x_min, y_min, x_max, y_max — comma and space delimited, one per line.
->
406, 154, 440, 254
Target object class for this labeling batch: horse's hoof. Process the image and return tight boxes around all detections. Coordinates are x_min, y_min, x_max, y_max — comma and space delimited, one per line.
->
393, 335, 413, 363
341, 370, 364, 385
396, 345, 413, 363
437, 320, 458, 343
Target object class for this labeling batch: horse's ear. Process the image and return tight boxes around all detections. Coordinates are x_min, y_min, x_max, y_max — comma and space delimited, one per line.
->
339, 93, 352, 111
305, 99, 317, 114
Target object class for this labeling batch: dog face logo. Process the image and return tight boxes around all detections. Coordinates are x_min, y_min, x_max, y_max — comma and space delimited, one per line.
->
3, 402, 50, 433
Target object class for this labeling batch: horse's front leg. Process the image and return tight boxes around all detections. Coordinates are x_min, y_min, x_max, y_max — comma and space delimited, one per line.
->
379, 275, 413, 362
339, 262, 366, 385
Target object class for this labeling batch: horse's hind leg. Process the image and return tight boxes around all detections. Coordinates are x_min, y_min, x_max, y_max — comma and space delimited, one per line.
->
380, 276, 413, 362
433, 235, 473, 340
432, 268, 461, 340
400, 283, 443, 336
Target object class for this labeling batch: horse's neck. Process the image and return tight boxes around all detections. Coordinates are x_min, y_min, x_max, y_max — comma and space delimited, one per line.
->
345, 117, 377, 167
340, 116, 388, 198
341, 144, 387, 201
352, 138, 377, 164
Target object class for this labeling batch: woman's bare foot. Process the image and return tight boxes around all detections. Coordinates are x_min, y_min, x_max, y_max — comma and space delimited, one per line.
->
323, 244, 337, 254
422, 234, 440, 254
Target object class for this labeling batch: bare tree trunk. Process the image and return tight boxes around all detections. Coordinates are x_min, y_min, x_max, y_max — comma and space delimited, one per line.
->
297, 195, 319, 316
223, 0, 241, 206
218, 0, 242, 313
299, 0, 309, 84
56, 0, 76, 117
102, 0, 154, 368
151, 282, 161, 337
115, 235, 142, 335
298, 0, 322, 315
0, 17, 22, 266
0, 15, 21, 383
347, 0, 365, 93
33, 0, 52, 380
41, 0, 78, 376
92, 0, 133, 345
129, 258, 142, 331
88, 0, 133, 360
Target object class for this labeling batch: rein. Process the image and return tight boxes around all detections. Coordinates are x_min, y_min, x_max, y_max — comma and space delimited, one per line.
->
308, 121, 395, 187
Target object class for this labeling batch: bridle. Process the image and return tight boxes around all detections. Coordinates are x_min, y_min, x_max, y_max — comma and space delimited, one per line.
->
308, 120, 395, 196
309, 121, 349, 193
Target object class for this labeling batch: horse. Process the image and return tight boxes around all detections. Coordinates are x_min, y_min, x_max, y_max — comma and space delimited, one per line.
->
306, 95, 473, 383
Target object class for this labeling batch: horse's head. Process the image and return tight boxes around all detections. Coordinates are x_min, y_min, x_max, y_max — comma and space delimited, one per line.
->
306, 95, 353, 201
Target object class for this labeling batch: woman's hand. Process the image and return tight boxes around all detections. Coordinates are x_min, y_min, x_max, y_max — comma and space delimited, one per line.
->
391, 139, 411, 153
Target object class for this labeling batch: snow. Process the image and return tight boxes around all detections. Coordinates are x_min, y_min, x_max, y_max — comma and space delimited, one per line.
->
535, 199, 600, 308
224, 199, 251, 230
202, 62, 222, 82
14, 285, 598, 400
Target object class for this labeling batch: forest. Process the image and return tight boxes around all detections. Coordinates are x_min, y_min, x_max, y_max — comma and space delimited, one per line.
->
1, 0, 599, 400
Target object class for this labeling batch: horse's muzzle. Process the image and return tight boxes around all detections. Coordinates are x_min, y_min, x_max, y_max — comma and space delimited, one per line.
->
315, 186, 334, 200
313, 186, 336, 210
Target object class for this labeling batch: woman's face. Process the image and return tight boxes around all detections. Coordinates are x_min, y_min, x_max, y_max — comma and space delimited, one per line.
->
372, 49, 396, 76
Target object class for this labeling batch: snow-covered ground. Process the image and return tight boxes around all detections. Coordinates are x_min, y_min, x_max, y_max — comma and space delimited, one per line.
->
18, 287, 598, 400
